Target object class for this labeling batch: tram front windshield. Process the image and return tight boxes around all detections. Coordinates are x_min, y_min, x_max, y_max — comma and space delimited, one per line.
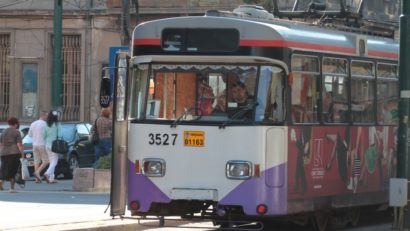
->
129, 63, 285, 124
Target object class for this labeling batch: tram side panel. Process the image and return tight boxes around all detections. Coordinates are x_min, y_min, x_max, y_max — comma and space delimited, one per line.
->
287, 125, 396, 213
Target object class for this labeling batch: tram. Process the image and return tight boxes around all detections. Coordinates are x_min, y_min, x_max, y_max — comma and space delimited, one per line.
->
102, 4, 398, 231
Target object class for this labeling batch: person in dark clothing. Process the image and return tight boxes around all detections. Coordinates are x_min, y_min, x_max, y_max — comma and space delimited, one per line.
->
228, 81, 255, 119
0, 117, 24, 192
92, 108, 112, 166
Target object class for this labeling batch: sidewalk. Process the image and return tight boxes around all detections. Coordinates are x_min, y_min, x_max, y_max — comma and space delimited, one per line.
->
0, 179, 141, 231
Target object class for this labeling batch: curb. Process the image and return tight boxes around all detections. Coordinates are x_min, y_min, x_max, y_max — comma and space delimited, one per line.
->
54, 219, 141, 231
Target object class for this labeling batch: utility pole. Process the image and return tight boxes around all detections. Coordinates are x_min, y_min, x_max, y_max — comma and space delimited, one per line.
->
398, 0, 410, 228
133, 0, 140, 25
52, 0, 63, 110
121, 0, 130, 46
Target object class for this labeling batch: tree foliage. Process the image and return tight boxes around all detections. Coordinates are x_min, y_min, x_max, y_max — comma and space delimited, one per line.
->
94, 155, 112, 169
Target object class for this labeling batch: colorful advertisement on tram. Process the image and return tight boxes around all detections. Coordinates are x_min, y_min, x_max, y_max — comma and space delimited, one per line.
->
288, 126, 396, 199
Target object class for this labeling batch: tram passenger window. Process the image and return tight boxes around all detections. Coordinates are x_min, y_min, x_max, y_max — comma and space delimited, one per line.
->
377, 63, 398, 125
255, 66, 284, 122
323, 75, 348, 123
351, 61, 375, 123
291, 55, 319, 123
322, 58, 348, 123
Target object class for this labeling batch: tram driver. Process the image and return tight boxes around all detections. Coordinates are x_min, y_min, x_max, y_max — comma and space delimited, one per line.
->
227, 81, 255, 119
231, 81, 249, 106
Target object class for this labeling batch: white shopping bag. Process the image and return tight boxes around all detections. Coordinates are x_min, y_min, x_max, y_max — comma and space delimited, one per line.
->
20, 158, 30, 180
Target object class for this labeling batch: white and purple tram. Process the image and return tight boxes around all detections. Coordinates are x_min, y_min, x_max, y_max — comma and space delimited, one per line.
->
103, 6, 398, 231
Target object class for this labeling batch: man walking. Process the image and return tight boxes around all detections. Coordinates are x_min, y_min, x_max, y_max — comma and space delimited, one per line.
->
28, 110, 49, 183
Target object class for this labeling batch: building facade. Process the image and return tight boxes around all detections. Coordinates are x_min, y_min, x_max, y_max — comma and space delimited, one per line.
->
0, 0, 243, 123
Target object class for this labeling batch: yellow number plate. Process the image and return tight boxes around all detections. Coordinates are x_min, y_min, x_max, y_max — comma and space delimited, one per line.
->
184, 131, 205, 147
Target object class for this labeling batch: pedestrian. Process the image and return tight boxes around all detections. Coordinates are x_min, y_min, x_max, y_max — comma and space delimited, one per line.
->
92, 107, 112, 166
43, 110, 59, 183
0, 117, 24, 192
28, 110, 49, 183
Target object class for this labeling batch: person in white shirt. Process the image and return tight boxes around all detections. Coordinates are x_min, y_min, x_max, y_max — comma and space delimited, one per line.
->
28, 110, 49, 183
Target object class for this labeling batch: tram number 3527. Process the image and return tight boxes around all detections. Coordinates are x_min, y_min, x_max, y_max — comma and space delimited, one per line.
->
148, 133, 178, 146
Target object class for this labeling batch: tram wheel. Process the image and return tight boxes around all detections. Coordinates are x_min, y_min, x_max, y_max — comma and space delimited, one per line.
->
311, 210, 330, 231
348, 207, 361, 227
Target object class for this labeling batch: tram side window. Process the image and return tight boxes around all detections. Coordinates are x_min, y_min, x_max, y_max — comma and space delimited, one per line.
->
322, 57, 348, 123
255, 66, 284, 122
377, 63, 398, 125
291, 55, 319, 123
129, 64, 149, 120
351, 61, 375, 123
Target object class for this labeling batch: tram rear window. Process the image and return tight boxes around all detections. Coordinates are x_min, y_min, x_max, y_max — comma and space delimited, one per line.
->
162, 28, 239, 52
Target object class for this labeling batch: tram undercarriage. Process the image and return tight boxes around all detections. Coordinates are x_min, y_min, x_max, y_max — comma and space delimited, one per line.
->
129, 194, 389, 231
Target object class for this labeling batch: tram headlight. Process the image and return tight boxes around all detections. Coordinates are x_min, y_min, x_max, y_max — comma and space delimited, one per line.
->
142, 158, 166, 177
226, 160, 252, 180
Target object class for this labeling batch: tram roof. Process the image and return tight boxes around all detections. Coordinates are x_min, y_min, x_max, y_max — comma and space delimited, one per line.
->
132, 15, 398, 60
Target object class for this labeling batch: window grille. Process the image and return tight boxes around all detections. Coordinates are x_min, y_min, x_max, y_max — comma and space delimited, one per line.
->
0, 34, 10, 121
61, 35, 81, 121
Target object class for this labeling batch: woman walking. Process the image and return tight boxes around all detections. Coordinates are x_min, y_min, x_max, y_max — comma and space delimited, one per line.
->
0, 117, 24, 192
43, 111, 59, 183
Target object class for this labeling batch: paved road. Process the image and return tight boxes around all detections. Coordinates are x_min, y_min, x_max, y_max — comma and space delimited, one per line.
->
0, 178, 400, 231
0, 179, 134, 231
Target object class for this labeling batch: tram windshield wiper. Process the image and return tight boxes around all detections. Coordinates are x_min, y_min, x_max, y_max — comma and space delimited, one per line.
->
170, 107, 193, 128
219, 101, 258, 129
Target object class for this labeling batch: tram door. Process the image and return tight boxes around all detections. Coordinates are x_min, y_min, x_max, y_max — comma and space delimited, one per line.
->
101, 52, 129, 217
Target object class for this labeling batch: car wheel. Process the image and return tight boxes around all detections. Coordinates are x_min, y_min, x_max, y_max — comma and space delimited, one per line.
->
66, 155, 79, 179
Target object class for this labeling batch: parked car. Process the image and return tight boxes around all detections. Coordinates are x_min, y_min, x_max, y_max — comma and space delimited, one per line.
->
0, 123, 30, 138
23, 122, 95, 179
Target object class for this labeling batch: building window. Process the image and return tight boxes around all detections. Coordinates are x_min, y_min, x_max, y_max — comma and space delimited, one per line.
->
61, 35, 81, 121
22, 63, 38, 120
0, 34, 10, 121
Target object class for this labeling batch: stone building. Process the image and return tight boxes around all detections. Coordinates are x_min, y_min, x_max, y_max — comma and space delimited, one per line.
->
0, 0, 243, 123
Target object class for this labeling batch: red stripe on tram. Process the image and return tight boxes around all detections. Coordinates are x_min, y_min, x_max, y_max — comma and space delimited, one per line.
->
134, 38, 161, 45
368, 50, 398, 59
133, 38, 398, 59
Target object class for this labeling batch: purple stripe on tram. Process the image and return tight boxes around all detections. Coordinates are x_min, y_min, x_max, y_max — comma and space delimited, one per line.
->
127, 160, 171, 212
219, 163, 287, 216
